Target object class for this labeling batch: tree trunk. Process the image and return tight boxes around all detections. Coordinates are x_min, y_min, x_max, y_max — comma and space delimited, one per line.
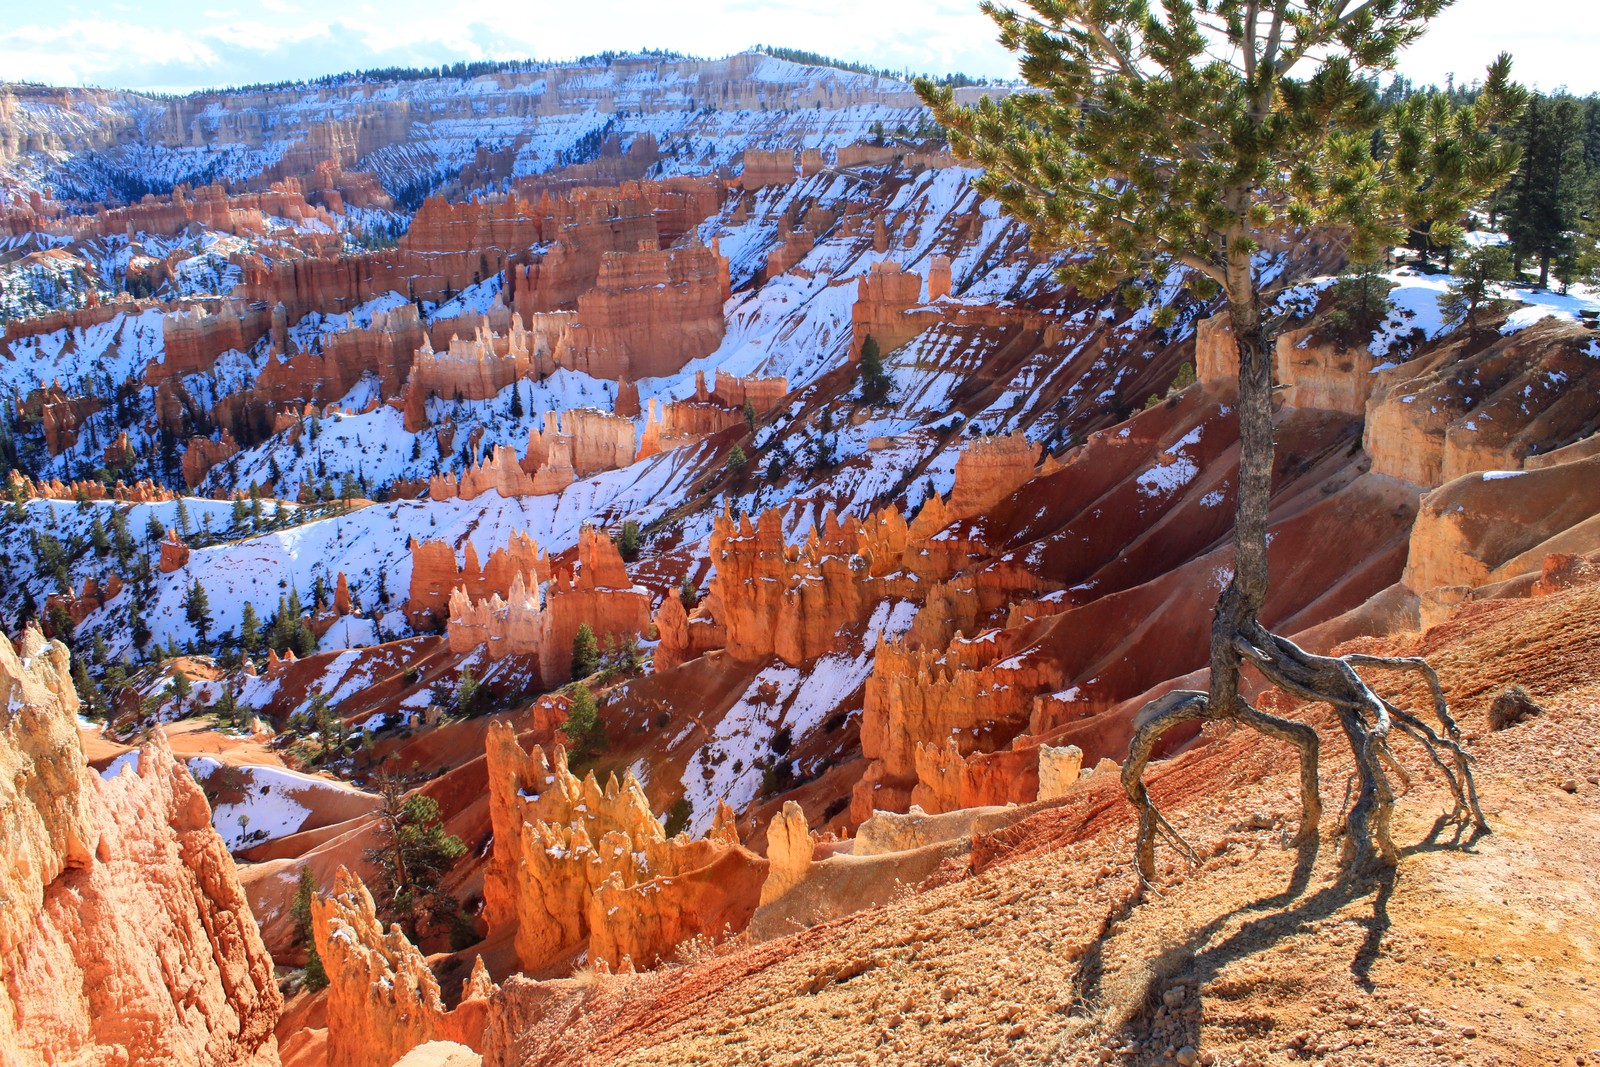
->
1539, 249, 1550, 289
1119, 243, 1489, 883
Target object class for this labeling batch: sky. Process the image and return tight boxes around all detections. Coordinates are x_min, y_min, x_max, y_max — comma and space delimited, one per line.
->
1, 0, 1596, 96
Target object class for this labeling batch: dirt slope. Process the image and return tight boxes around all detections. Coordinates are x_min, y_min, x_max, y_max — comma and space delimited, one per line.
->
481, 579, 1600, 1067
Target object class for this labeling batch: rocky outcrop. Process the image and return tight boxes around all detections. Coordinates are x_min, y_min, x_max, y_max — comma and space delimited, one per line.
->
446, 527, 650, 686
854, 633, 1042, 821
311, 867, 494, 1067
43, 574, 123, 634
948, 432, 1042, 519
399, 313, 572, 432
637, 370, 788, 458
1364, 315, 1600, 487
0, 627, 281, 1066
405, 533, 550, 628
483, 733, 767, 974
558, 243, 730, 381
1195, 311, 1382, 416
851, 259, 939, 360
427, 409, 638, 502
158, 528, 191, 572
1404, 455, 1600, 624
183, 431, 240, 487
6, 470, 176, 502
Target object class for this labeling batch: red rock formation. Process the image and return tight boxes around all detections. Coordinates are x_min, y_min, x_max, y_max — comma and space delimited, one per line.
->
851, 260, 939, 360
947, 432, 1042, 519
158, 528, 191, 572
182, 431, 240, 487
853, 632, 1042, 821
6, 471, 176, 503
428, 408, 638, 501
637, 370, 788, 458
740, 148, 803, 188
1404, 455, 1600, 624
1365, 315, 1600, 486
0, 627, 281, 1066
20, 383, 100, 455
43, 574, 123, 633
312, 866, 494, 1067
405, 533, 549, 628
400, 313, 572, 432
483, 732, 766, 974
446, 527, 650, 687
557, 243, 729, 381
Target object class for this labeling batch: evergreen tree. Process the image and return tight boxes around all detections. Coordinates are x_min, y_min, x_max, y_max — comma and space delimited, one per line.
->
455, 668, 479, 716
742, 397, 758, 434
1504, 94, 1588, 287
240, 601, 261, 655
1440, 243, 1516, 327
363, 774, 466, 936
508, 383, 524, 419
920, 0, 1523, 876
617, 519, 642, 561
571, 623, 599, 678
231, 497, 248, 528
174, 498, 190, 537
169, 668, 192, 706
183, 579, 213, 642
290, 866, 329, 991
726, 445, 748, 476
858, 335, 891, 403
145, 513, 166, 543
561, 682, 608, 768
679, 570, 698, 609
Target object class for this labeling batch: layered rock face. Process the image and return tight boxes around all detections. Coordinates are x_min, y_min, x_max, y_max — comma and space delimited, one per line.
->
446, 527, 650, 686
406, 533, 550, 628
0, 628, 281, 1066
400, 314, 572, 431
1196, 310, 1384, 416
312, 867, 494, 1067
948, 432, 1043, 519
851, 259, 940, 360
1404, 453, 1600, 624
1364, 315, 1600, 487
483, 732, 767, 974
638, 369, 789, 457
183, 430, 241, 487
558, 242, 730, 380
426, 408, 638, 503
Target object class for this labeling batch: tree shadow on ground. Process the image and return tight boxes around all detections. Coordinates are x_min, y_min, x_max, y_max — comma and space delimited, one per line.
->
1069, 814, 1488, 1061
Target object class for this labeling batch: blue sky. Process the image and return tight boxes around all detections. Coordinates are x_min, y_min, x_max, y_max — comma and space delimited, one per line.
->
1, 0, 1595, 95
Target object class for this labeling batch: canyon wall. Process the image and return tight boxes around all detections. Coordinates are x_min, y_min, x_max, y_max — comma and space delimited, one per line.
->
0, 627, 281, 1067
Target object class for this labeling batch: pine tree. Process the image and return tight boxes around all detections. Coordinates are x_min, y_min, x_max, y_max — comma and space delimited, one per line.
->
1440, 243, 1516, 328
240, 601, 261, 655
858, 335, 891, 403
231, 497, 248, 529
174, 498, 190, 537
1503, 94, 1588, 287
169, 668, 191, 706
562, 682, 608, 768
742, 397, 758, 434
920, 0, 1523, 877
363, 774, 466, 936
455, 668, 479, 716
617, 519, 642, 561
679, 570, 697, 609
571, 623, 599, 678
183, 579, 213, 642
290, 864, 326, 991
725, 445, 748, 476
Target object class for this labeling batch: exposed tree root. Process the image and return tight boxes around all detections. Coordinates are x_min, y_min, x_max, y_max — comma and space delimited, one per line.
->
1122, 624, 1490, 883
